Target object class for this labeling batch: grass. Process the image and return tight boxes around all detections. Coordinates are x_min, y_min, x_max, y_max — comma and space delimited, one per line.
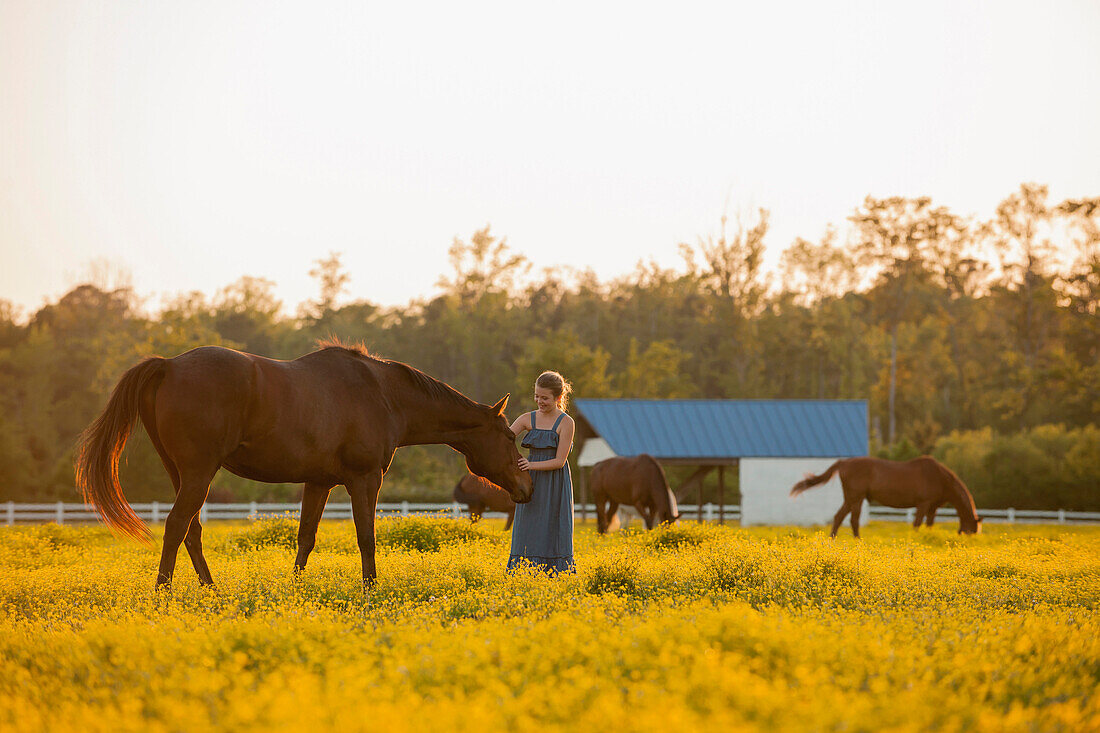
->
1, 517, 1099, 731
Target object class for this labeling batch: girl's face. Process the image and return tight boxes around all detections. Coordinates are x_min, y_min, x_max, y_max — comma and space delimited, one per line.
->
534, 386, 557, 412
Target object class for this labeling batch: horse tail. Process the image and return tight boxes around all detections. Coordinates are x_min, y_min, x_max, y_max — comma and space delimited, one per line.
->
74, 357, 166, 543
789, 460, 843, 497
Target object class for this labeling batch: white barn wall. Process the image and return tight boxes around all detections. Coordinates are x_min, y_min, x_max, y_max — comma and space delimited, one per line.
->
740, 457, 867, 527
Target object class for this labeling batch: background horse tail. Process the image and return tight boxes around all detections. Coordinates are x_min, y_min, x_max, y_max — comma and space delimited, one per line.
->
74, 357, 166, 543
789, 460, 843, 497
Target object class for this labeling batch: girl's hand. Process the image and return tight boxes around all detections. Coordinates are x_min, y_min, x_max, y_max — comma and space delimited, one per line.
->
518, 457, 530, 471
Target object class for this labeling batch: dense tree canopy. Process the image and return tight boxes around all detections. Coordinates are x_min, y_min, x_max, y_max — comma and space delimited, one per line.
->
1, 184, 1097, 508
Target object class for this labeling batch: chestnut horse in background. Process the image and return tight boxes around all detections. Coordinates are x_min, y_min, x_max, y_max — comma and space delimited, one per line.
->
790, 456, 982, 537
453, 473, 516, 530
591, 454, 680, 534
76, 343, 532, 588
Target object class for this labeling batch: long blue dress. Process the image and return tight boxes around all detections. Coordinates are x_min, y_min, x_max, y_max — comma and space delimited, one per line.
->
507, 411, 575, 574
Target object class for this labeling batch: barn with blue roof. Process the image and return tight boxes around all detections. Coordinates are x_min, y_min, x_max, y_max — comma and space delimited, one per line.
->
573, 399, 869, 526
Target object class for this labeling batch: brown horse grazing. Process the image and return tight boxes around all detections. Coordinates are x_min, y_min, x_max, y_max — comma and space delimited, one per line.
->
789, 456, 982, 538
75, 343, 533, 588
591, 454, 680, 534
453, 473, 516, 530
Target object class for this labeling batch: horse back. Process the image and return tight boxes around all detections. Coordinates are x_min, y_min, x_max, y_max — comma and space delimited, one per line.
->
843, 456, 955, 505
154, 346, 395, 481
591, 455, 669, 508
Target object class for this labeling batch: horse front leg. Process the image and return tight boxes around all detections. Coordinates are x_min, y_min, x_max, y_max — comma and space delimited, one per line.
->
595, 495, 609, 534
347, 471, 383, 586
636, 503, 655, 529
295, 482, 333, 574
913, 502, 931, 529
503, 509, 515, 531
925, 503, 940, 527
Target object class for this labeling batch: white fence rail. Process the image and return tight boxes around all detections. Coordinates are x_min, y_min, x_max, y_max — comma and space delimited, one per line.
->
4, 501, 1100, 526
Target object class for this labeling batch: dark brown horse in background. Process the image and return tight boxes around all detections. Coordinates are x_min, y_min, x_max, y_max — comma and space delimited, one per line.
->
76, 343, 532, 588
789, 456, 982, 537
591, 454, 680, 534
453, 473, 516, 530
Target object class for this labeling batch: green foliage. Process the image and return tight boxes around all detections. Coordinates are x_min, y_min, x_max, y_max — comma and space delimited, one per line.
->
229, 513, 300, 551
585, 555, 640, 596
935, 424, 1100, 510
2, 188, 1098, 507
642, 521, 720, 550
376, 515, 497, 552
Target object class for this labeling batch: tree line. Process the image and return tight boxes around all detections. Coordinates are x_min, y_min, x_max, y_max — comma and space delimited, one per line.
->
1, 183, 1097, 509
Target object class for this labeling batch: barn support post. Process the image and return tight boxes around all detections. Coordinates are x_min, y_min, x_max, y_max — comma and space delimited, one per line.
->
718, 466, 725, 525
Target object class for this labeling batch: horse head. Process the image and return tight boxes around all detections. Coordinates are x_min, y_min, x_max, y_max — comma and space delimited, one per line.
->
460, 394, 533, 504
656, 486, 681, 526
959, 515, 983, 535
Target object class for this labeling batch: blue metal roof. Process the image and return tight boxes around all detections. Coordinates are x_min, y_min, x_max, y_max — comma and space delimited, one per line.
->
574, 399, 868, 459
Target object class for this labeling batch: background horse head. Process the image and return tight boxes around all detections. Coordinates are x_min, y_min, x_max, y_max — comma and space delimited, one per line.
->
453, 473, 516, 529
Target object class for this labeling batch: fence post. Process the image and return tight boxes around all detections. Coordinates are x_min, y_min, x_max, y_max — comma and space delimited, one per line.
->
152, 501, 160, 523
56, 501, 64, 525
1058, 508, 1065, 524
1007, 507, 1016, 523
401, 501, 409, 516
704, 503, 714, 522
906, 508, 915, 523
250, 501, 258, 518
451, 502, 460, 519
7, 501, 13, 526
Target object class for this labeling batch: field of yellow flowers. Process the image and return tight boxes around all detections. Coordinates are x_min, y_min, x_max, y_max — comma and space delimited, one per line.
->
2, 516, 1099, 732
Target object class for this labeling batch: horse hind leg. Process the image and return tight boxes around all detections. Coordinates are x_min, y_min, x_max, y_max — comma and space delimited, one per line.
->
607, 501, 621, 532
157, 461, 219, 588
849, 501, 863, 539
830, 503, 851, 538
141, 401, 215, 587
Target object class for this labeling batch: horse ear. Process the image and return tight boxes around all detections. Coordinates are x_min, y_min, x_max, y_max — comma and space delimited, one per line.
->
492, 394, 509, 416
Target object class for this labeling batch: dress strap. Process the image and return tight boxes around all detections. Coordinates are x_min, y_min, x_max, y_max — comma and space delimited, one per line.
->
530, 411, 537, 430
551, 412, 566, 432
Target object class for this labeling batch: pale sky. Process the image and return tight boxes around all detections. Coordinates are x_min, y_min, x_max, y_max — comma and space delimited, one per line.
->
2, 1, 1098, 318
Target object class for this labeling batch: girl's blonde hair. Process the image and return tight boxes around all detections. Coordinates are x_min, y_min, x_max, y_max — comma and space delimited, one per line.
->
536, 371, 573, 411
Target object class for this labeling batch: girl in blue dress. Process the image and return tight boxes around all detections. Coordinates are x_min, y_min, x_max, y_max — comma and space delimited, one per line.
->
506, 370, 576, 574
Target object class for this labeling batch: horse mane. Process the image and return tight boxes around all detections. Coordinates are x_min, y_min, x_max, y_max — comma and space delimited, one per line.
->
935, 459, 978, 518
317, 338, 481, 413
639, 454, 676, 511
